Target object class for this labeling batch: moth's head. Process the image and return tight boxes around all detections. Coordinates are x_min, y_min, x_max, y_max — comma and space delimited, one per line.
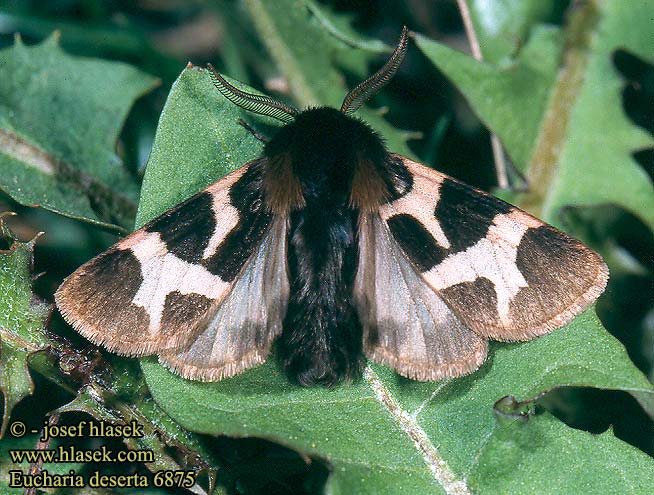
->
263, 106, 387, 171
206, 26, 409, 126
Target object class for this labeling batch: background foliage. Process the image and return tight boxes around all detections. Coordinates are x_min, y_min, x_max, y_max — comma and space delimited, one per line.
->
0, 1, 653, 494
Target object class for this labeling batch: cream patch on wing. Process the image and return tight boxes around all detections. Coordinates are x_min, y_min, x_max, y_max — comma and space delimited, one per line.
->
202, 169, 245, 260
379, 173, 451, 250
127, 232, 230, 332
425, 210, 540, 323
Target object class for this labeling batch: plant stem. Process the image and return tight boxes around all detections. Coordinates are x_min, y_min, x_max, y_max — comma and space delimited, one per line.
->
455, 0, 510, 189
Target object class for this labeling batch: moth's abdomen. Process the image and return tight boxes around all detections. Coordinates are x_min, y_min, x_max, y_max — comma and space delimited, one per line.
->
279, 206, 364, 386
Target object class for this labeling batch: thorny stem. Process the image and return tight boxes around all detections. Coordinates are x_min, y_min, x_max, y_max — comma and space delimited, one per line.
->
9, 339, 212, 494
24, 413, 61, 495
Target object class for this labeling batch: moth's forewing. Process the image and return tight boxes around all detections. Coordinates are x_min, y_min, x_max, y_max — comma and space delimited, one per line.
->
378, 156, 609, 341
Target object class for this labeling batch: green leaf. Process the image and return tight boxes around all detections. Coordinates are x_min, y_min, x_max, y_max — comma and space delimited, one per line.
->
464, 0, 562, 65
415, 1, 654, 228
469, 413, 654, 493
241, 0, 414, 156
304, 0, 390, 54
137, 63, 654, 493
142, 310, 654, 494
0, 34, 158, 232
414, 25, 563, 174
135, 65, 273, 227
0, 215, 50, 438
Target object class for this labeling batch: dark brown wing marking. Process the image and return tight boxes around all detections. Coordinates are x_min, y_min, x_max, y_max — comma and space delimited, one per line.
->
204, 161, 272, 281
386, 213, 449, 271
145, 192, 216, 264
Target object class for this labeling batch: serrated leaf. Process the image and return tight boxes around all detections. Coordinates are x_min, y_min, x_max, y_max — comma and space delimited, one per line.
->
414, 25, 562, 173
0, 217, 50, 438
415, 1, 654, 228
534, 1, 654, 227
469, 412, 654, 493
136, 62, 654, 493
0, 34, 158, 232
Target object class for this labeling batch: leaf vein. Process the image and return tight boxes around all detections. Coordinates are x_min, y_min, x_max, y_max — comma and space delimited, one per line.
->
364, 367, 471, 495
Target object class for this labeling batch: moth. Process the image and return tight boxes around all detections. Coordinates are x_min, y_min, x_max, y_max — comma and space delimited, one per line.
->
56, 27, 608, 387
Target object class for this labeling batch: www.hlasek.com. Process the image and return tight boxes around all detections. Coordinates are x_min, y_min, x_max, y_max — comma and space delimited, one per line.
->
7, 419, 197, 490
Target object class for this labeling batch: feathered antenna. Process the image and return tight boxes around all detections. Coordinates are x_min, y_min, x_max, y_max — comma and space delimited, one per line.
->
340, 26, 409, 115
207, 64, 300, 123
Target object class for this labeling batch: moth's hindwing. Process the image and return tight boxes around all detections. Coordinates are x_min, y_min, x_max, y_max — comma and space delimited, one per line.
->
56, 158, 288, 380
379, 155, 609, 343
159, 216, 289, 380
355, 214, 489, 381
